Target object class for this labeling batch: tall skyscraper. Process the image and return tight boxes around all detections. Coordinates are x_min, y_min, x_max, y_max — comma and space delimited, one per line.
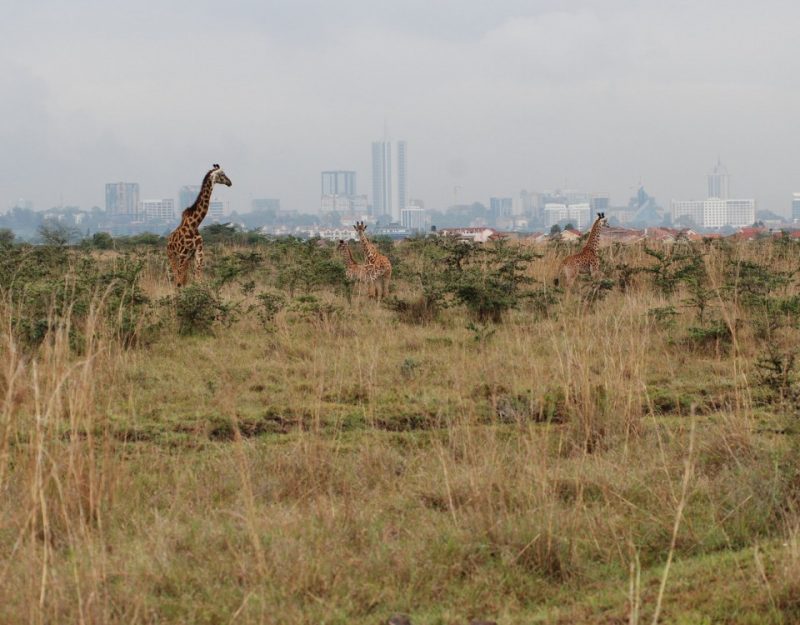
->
793, 193, 800, 222
321, 171, 357, 196
371, 136, 408, 223
397, 141, 407, 215
708, 159, 730, 199
372, 140, 393, 221
105, 182, 140, 218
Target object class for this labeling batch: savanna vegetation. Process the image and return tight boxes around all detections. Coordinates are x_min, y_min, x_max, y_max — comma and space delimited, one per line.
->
2, 226, 800, 624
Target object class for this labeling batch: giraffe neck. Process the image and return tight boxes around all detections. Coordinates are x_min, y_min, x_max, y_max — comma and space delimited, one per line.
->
339, 244, 358, 269
582, 219, 603, 256
357, 231, 381, 264
183, 171, 215, 228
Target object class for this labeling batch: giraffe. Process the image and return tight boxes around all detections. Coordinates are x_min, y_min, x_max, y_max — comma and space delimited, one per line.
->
555, 212, 609, 287
166, 164, 232, 288
336, 239, 374, 297
353, 221, 392, 299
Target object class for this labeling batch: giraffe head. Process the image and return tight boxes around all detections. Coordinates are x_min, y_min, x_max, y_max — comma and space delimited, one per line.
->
595, 212, 608, 228
354, 221, 367, 235
337, 239, 348, 251
209, 164, 233, 187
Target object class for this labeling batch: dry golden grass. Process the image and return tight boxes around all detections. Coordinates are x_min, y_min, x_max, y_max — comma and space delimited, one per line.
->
1, 237, 800, 624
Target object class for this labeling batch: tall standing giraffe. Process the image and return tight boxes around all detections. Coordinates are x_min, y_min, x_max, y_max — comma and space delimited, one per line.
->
353, 221, 392, 299
336, 239, 374, 296
166, 164, 232, 288
555, 212, 609, 287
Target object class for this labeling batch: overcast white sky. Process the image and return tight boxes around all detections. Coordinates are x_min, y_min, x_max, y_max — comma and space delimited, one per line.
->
2, 1, 800, 214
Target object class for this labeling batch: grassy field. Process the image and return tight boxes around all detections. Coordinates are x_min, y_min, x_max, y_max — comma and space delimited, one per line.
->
2, 233, 800, 624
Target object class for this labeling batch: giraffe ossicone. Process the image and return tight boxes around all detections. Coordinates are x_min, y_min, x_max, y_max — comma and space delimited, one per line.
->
166, 164, 232, 288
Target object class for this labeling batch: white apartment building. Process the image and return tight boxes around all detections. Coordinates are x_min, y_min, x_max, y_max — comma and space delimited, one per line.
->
671, 198, 755, 228
671, 200, 704, 227
544, 203, 591, 229
726, 199, 757, 227
321, 194, 353, 213
312, 227, 357, 241
139, 198, 175, 221
209, 199, 227, 222
400, 206, 427, 231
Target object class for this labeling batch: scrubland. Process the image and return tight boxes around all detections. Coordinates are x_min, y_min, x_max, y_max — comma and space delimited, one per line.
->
2, 231, 800, 624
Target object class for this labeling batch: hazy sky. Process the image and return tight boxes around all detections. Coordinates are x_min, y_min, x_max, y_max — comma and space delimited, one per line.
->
2, 1, 800, 215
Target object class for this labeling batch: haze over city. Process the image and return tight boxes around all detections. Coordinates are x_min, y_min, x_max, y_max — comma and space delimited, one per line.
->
2, 1, 800, 215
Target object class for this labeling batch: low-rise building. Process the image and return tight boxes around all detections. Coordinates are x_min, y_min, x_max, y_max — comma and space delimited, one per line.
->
439, 227, 498, 243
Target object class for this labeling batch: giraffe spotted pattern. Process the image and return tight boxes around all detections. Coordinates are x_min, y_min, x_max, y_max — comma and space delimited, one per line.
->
352, 221, 392, 299
556, 212, 609, 287
166, 164, 232, 288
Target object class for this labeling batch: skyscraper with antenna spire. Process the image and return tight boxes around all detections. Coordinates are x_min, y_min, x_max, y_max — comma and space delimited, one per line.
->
708, 158, 730, 199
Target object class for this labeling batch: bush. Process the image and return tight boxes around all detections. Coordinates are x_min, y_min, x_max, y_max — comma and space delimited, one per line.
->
91, 232, 114, 250
174, 284, 232, 335
0, 245, 152, 349
254, 291, 286, 329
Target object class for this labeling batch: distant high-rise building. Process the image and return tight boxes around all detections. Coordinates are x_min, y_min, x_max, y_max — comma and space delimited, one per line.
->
490, 197, 513, 219
350, 195, 368, 213
321, 171, 356, 196
725, 199, 756, 227
179, 185, 201, 211
792, 193, 800, 222
209, 199, 227, 222
105, 182, 140, 218
321, 171, 362, 213
590, 193, 610, 213
564, 190, 591, 204
371, 134, 408, 223
372, 140, 393, 221
708, 159, 730, 199
397, 141, 407, 214
252, 198, 281, 213
671, 200, 705, 227
140, 199, 175, 221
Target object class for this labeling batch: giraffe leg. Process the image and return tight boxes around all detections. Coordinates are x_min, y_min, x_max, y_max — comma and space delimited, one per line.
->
382, 269, 392, 299
561, 264, 576, 288
193, 236, 205, 280
167, 247, 181, 287
176, 254, 193, 288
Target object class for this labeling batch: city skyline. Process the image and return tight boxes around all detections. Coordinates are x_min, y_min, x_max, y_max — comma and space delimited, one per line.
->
2, 2, 800, 218
11, 153, 799, 222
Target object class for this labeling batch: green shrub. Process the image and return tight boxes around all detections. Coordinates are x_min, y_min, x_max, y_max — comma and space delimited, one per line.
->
174, 284, 232, 335
446, 239, 537, 323
254, 291, 286, 329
